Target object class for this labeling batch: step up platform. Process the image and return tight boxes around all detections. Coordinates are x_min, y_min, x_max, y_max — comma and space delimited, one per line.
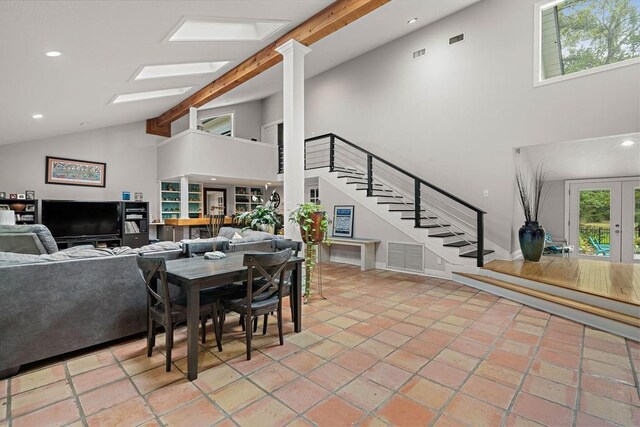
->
452, 258, 640, 340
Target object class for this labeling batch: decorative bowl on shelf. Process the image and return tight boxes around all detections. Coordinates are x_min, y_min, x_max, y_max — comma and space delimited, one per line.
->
11, 203, 26, 212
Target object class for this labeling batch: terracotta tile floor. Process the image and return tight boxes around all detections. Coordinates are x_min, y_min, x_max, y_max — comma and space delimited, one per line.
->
2, 262, 639, 426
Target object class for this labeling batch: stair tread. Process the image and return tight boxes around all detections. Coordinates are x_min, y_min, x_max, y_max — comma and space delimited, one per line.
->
355, 188, 393, 192
389, 208, 425, 212
429, 231, 463, 237
400, 216, 438, 220
377, 201, 412, 205
455, 273, 639, 326
347, 180, 383, 186
416, 224, 451, 229
444, 240, 476, 247
459, 249, 494, 257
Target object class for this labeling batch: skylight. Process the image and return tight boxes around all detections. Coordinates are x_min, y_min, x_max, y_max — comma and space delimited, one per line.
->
112, 87, 192, 104
134, 62, 230, 80
167, 18, 287, 42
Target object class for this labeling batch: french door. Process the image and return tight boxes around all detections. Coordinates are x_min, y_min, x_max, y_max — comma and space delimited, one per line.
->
568, 178, 639, 263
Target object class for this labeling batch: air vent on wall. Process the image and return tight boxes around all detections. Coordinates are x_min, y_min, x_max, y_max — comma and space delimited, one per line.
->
412, 48, 426, 59
388, 242, 424, 273
449, 33, 464, 45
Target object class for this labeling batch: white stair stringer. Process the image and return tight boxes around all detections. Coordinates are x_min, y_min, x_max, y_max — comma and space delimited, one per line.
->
310, 169, 508, 267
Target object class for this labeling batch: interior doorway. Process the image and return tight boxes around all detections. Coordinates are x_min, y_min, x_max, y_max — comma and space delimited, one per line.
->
567, 177, 639, 263
203, 188, 227, 217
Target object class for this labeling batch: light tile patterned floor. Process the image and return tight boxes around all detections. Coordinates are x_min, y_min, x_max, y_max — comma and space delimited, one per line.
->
1, 263, 639, 426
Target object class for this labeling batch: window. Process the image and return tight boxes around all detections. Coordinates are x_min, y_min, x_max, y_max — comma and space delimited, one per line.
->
199, 113, 233, 136
535, 0, 640, 85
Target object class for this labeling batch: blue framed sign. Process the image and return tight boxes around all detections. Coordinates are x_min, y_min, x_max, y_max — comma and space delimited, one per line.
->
333, 205, 354, 238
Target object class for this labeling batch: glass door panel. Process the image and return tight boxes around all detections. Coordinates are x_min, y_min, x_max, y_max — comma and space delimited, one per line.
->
577, 189, 611, 257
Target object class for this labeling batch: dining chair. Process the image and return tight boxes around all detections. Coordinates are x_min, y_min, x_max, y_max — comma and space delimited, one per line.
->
136, 255, 218, 371
218, 249, 292, 360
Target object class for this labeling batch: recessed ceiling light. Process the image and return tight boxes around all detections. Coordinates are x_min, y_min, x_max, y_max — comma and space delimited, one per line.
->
210, 178, 217, 181
135, 61, 230, 80
32, 114, 43, 119
620, 140, 636, 147
168, 18, 287, 42
45, 51, 62, 57
407, 18, 418, 24
112, 87, 192, 104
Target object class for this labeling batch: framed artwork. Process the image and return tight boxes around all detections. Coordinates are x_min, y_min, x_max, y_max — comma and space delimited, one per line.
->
9, 194, 17, 199
0, 192, 5, 199
0, 205, 9, 210
46, 156, 106, 187
17, 194, 25, 200
333, 205, 354, 238
25, 190, 35, 200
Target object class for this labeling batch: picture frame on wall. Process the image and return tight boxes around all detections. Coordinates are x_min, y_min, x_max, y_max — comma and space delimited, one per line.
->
46, 156, 106, 187
0, 192, 5, 199
25, 190, 35, 200
0, 205, 10, 210
332, 205, 355, 238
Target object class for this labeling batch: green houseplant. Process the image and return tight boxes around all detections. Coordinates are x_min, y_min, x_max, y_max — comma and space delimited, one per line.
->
289, 202, 330, 298
236, 200, 280, 234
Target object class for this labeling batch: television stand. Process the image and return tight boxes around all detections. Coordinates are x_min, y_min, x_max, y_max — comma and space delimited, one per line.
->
56, 236, 122, 250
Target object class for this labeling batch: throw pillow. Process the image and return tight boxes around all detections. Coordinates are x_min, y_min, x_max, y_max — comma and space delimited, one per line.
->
232, 232, 243, 240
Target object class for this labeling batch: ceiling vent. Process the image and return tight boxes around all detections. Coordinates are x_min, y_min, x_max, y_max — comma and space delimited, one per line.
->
387, 242, 424, 273
449, 33, 464, 45
412, 48, 426, 59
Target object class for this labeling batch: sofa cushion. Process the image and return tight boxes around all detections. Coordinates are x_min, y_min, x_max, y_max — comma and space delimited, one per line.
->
218, 227, 239, 239
135, 241, 182, 253
0, 225, 59, 254
46, 246, 116, 260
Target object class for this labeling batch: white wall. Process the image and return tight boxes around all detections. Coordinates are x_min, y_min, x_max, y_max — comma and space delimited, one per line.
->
319, 176, 445, 272
262, 0, 640, 254
157, 131, 278, 183
539, 180, 565, 239
0, 121, 162, 219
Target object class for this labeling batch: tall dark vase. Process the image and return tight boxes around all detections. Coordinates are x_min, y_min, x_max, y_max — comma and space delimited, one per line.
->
519, 221, 546, 262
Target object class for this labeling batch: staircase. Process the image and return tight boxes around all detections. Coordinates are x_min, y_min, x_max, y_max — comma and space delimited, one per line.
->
297, 133, 495, 267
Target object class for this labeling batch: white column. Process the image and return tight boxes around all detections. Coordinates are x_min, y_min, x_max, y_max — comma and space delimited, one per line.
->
276, 39, 311, 239
180, 176, 189, 219
188, 107, 198, 130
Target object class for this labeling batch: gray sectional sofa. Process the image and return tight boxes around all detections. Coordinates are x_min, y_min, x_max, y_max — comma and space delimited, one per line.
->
0, 225, 183, 378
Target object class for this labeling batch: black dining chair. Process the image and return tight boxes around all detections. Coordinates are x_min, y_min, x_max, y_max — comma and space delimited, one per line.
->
271, 239, 302, 320
136, 255, 218, 371
218, 249, 292, 360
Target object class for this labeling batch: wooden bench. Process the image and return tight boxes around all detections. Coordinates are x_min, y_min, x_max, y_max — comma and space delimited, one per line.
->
321, 237, 381, 271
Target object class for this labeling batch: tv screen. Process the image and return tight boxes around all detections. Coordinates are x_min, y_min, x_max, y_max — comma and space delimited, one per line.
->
42, 200, 121, 239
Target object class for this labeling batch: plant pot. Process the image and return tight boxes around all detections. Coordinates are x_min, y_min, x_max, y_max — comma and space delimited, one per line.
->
257, 223, 275, 234
519, 221, 546, 262
300, 211, 325, 244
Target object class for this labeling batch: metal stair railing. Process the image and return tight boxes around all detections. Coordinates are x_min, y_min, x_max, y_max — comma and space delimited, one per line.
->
294, 133, 487, 267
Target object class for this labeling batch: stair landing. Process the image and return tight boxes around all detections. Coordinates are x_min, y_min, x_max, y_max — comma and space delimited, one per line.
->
452, 258, 640, 340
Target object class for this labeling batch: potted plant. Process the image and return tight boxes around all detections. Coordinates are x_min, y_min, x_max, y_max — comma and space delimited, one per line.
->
289, 202, 330, 298
236, 200, 280, 234
515, 164, 547, 262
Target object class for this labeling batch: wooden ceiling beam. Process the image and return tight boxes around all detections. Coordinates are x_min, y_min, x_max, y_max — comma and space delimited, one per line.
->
146, 0, 390, 135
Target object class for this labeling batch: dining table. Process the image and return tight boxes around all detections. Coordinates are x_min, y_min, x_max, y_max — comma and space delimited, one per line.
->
165, 252, 304, 380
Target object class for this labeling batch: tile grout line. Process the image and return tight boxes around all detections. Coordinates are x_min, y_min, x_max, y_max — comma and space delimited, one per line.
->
5, 375, 12, 427
624, 338, 640, 400
573, 325, 586, 427
62, 361, 89, 427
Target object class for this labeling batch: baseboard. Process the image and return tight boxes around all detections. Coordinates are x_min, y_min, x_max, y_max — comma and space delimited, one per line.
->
327, 255, 450, 279
510, 250, 522, 261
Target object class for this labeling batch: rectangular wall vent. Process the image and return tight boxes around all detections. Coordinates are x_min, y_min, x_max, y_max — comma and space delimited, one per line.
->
412, 48, 426, 59
388, 242, 424, 273
449, 33, 464, 45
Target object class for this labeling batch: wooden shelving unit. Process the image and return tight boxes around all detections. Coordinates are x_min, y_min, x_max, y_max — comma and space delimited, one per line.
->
0, 198, 37, 224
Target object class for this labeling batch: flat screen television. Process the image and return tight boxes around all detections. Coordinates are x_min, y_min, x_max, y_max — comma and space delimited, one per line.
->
41, 200, 121, 239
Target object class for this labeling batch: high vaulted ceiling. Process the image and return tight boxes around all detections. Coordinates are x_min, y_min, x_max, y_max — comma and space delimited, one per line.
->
0, 0, 479, 146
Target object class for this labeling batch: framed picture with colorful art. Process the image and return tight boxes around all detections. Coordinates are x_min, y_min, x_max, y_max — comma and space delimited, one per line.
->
46, 156, 106, 187
332, 205, 354, 238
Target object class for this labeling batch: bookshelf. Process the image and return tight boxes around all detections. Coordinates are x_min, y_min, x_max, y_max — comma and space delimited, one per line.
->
122, 201, 149, 248
188, 183, 203, 218
160, 181, 180, 220
234, 186, 264, 214
0, 198, 37, 224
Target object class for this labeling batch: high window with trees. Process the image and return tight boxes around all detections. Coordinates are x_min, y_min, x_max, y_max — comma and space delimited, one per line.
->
536, 0, 640, 83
